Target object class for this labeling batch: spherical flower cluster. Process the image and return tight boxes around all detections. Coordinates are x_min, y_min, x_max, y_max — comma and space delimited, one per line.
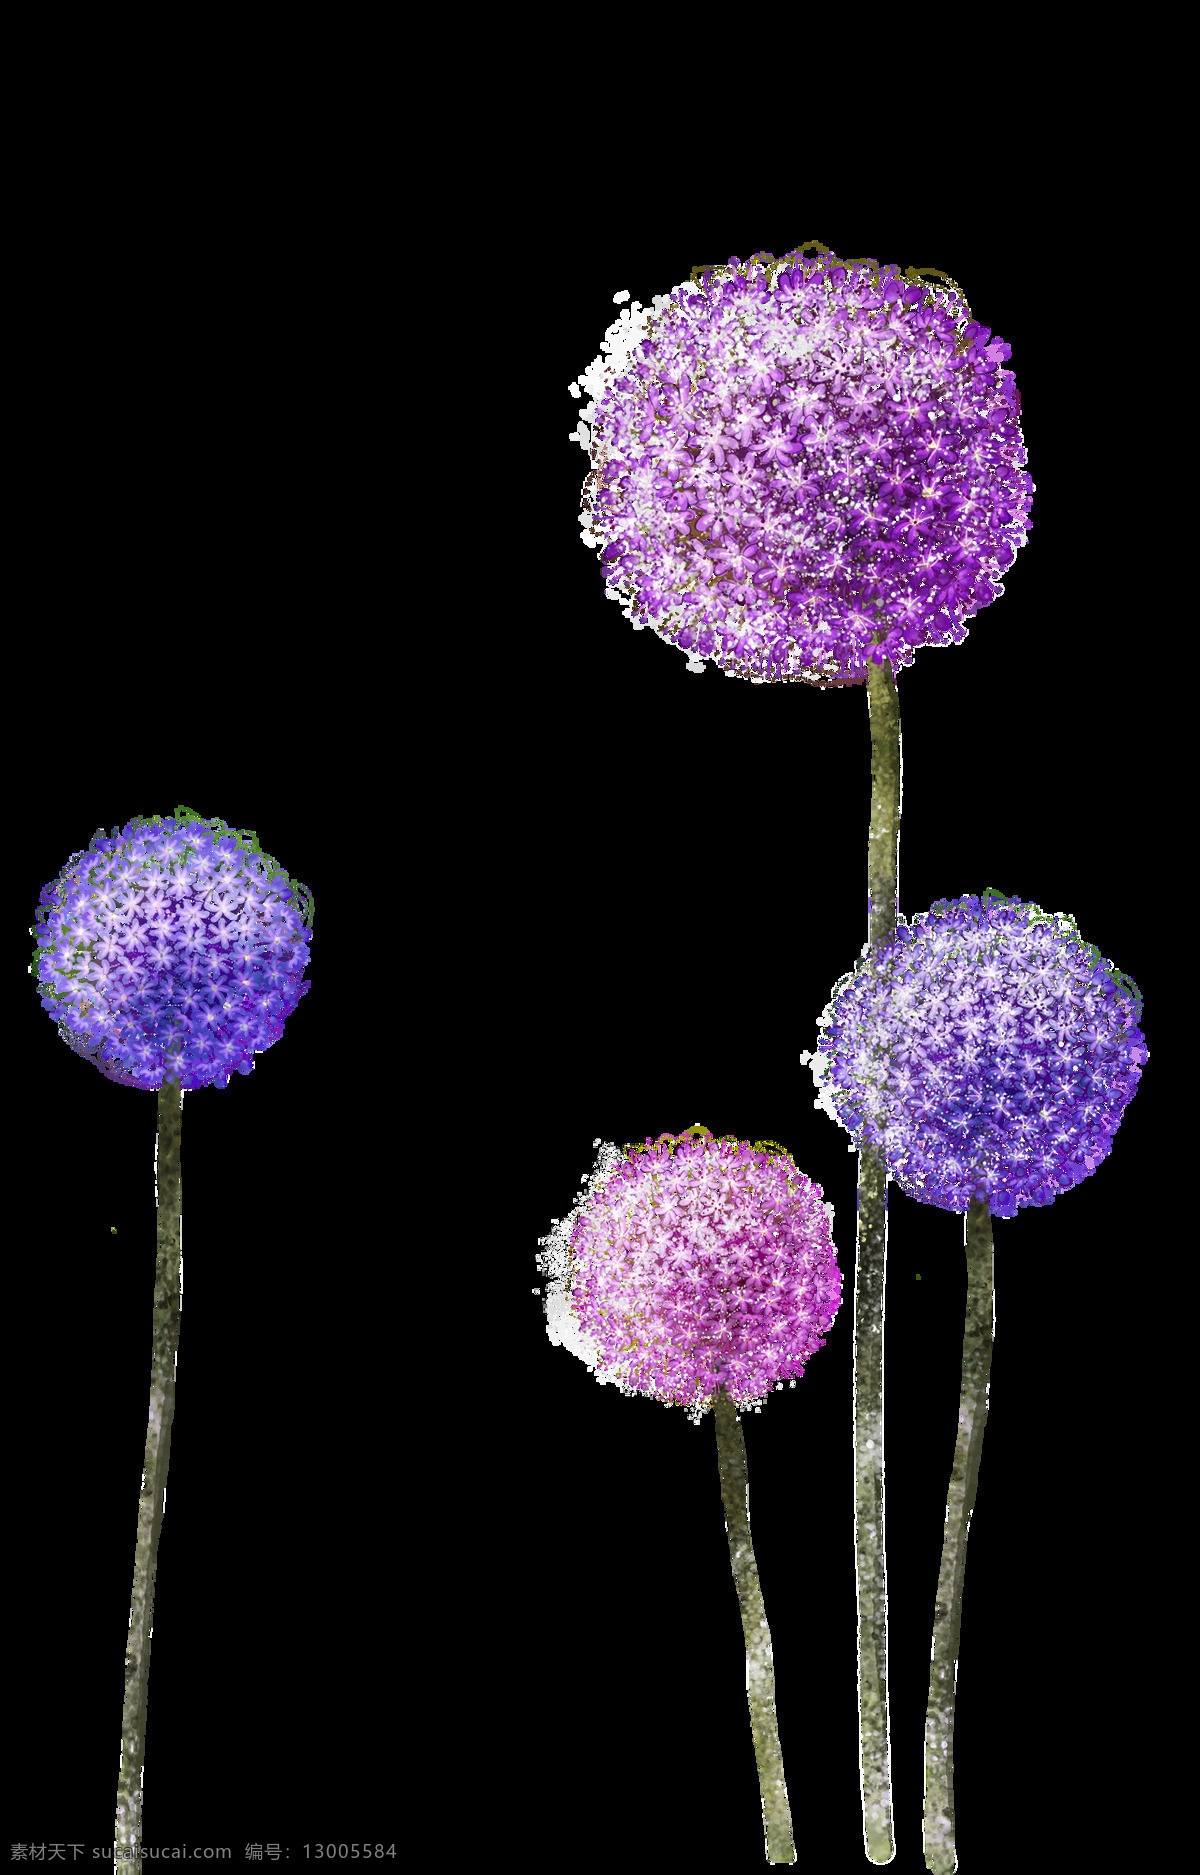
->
536, 1125, 842, 1421
568, 245, 1032, 685
800, 893, 1148, 1217
30, 810, 314, 1092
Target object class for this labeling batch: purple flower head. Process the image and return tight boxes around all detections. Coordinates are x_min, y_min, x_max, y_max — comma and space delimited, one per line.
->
30, 809, 314, 1092
800, 892, 1148, 1218
536, 1124, 842, 1422
568, 243, 1032, 686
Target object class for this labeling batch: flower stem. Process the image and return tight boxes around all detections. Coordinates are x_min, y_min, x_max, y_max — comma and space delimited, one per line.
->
712, 1382, 796, 1865
854, 648, 902, 1863
853, 1140, 893, 1863
115, 1075, 183, 1868
923, 1198, 995, 1873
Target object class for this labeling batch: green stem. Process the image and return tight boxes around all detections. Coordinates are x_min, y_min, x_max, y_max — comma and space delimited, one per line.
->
712, 1382, 796, 1865
115, 1074, 183, 1867
923, 1199, 995, 1873
866, 647, 902, 950
855, 647, 902, 1864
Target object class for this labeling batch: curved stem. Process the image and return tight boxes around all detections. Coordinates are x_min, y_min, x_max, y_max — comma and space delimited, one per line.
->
854, 648, 903, 1863
923, 1199, 995, 1873
115, 1076, 183, 1867
712, 1382, 796, 1865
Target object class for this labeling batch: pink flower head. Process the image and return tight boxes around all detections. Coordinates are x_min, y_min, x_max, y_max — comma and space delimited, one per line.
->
568, 245, 1032, 686
30, 811, 314, 1092
801, 893, 1148, 1217
537, 1125, 842, 1421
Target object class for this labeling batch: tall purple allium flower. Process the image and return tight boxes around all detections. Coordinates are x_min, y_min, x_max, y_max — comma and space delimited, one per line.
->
537, 1123, 842, 1865
801, 890, 1147, 1872
568, 243, 1031, 688
29, 809, 314, 1866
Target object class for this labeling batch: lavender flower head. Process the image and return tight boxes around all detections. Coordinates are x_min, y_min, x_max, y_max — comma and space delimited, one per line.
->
536, 1126, 842, 1424
800, 893, 1148, 1218
568, 244, 1033, 685
30, 810, 314, 1092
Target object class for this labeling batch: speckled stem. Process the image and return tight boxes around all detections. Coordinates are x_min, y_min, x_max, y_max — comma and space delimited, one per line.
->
712, 1382, 796, 1865
923, 1199, 995, 1873
114, 1075, 183, 1867
865, 648, 902, 948
855, 647, 902, 1864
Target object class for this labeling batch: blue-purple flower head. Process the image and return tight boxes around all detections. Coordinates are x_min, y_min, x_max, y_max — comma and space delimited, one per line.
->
536, 1125, 842, 1423
800, 893, 1147, 1218
568, 243, 1032, 686
30, 810, 314, 1092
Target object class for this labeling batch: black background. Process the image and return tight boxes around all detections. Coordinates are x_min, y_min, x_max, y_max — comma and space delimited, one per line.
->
4, 34, 1174, 1875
